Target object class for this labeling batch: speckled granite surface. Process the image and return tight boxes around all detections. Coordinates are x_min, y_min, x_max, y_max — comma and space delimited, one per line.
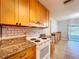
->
1, 36, 26, 48
0, 37, 36, 59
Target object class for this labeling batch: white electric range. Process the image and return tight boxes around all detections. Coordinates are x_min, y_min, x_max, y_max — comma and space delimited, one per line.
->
27, 37, 50, 59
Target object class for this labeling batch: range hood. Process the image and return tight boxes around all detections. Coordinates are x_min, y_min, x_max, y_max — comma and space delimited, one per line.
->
27, 22, 48, 28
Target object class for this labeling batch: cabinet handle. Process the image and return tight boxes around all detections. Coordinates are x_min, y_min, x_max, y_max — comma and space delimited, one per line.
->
16, 22, 18, 25
19, 23, 21, 26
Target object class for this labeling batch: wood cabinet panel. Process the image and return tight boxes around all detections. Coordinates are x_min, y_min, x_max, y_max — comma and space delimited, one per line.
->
42, 7, 48, 25
44, 8, 49, 26
15, 0, 19, 25
30, 0, 49, 26
30, 0, 38, 23
18, 0, 29, 26
26, 46, 36, 59
50, 41, 55, 58
38, 2, 49, 26
1, 0, 29, 26
37, 2, 42, 24
8, 46, 36, 59
0, 0, 1, 24
1, 0, 15, 25
38, 2, 44, 24
0, 0, 49, 27
8, 55, 19, 59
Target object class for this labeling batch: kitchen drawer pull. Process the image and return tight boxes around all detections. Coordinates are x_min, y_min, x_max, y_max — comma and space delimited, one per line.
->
16, 22, 18, 25
19, 23, 21, 26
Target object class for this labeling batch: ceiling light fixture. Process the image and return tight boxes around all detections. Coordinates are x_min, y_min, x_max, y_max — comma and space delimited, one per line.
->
64, 0, 73, 4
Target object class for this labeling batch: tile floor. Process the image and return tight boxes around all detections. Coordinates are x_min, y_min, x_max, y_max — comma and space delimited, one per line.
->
51, 40, 79, 59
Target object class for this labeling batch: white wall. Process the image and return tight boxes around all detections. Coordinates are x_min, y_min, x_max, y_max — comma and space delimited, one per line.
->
58, 18, 79, 40
50, 18, 58, 33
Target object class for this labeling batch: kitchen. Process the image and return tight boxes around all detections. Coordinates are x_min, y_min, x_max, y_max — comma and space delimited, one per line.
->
0, 0, 52, 59
1, 0, 79, 59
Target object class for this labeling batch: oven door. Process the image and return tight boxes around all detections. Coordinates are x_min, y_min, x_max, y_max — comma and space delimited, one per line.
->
40, 46, 49, 59
36, 40, 50, 59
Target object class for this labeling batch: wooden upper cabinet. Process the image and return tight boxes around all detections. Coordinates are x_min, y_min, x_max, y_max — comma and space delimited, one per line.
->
38, 2, 49, 26
18, 0, 29, 26
0, 0, 1, 24
37, 1, 42, 23
0, 0, 49, 27
1, 0, 29, 26
15, 0, 19, 25
1, 0, 15, 25
30, 0, 38, 23
43, 7, 49, 25
30, 0, 49, 25
46, 9, 49, 26
38, 2, 44, 24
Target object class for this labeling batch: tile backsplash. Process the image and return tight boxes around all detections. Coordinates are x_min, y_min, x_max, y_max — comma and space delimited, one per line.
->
2, 26, 44, 38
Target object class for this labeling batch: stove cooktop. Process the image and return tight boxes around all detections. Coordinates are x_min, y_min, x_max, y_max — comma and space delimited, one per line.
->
28, 37, 50, 45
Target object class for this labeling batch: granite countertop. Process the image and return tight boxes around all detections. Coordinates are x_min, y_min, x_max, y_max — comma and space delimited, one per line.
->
0, 40, 36, 59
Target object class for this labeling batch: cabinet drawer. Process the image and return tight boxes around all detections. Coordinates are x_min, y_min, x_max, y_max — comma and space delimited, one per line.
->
8, 46, 36, 59
8, 49, 27, 59
26, 47, 35, 56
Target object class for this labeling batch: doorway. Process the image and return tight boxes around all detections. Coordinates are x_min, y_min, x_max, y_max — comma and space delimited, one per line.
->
68, 24, 79, 42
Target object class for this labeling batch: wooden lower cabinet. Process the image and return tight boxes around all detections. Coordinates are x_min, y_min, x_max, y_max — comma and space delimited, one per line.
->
50, 32, 61, 58
54, 32, 61, 43
50, 41, 55, 58
51, 32, 61, 44
7, 46, 36, 59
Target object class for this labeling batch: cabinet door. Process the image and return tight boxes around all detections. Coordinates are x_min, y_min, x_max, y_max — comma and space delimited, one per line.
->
18, 0, 29, 26
0, 0, 1, 24
8, 49, 27, 59
8, 46, 36, 59
35, 1, 39, 23
37, 1, 42, 24
43, 8, 49, 26
15, 0, 19, 25
30, 0, 38, 23
38, 2, 43, 24
38, 3, 49, 26
27, 46, 36, 59
1, 0, 15, 25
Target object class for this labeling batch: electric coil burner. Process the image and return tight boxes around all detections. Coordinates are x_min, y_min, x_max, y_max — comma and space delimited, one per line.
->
35, 40, 40, 42
30, 38, 36, 41
42, 38, 47, 40
30, 38, 40, 42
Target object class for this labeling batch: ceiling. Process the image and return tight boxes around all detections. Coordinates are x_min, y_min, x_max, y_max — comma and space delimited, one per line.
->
39, 0, 79, 21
